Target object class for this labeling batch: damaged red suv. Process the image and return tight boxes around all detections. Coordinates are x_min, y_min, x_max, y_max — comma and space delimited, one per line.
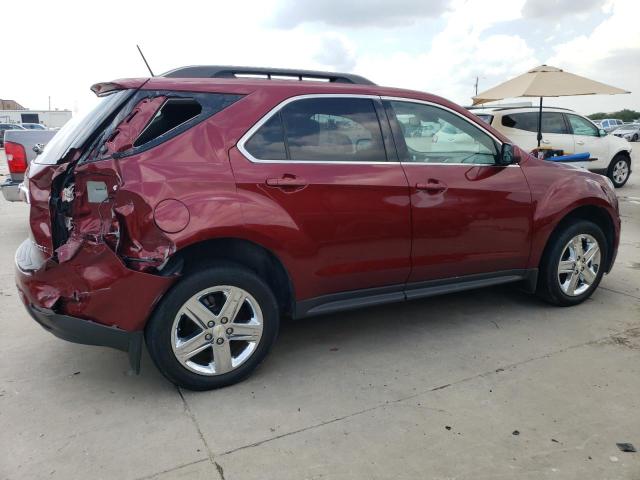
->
16, 66, 620, 390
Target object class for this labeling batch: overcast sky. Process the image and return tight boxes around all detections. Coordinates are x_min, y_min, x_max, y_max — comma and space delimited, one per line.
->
2, 0, 639, 116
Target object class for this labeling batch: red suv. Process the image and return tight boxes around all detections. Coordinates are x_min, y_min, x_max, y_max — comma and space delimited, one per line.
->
15, 66, 620, 390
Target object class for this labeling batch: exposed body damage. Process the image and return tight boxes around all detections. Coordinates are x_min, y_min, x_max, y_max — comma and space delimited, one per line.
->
20, 145, 179, 333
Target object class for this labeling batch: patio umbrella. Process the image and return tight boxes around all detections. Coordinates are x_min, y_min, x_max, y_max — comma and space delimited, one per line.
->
472, 65, 630, 147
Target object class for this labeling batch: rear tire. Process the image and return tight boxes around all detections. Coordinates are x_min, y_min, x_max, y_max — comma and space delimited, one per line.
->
632, 133, 638, 142
537, 220, 607, 307
607, 153, 630, 188
146, 263, 279, 390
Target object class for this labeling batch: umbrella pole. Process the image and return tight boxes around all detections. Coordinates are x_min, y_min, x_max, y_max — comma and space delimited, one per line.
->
537, 96, 543, 148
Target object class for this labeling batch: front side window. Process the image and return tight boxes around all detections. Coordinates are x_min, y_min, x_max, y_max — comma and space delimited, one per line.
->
387, 101, 498, 165
567, 114, 598, 137
244, 97, 387, 162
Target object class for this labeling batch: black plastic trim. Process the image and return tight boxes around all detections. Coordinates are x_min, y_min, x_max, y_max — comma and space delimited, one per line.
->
26, 304, 143, 373
161, 65, 375, 85
295, 269, 538, 319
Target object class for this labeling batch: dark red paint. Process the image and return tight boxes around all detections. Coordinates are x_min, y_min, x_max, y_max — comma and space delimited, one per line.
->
16, 77, 620, 333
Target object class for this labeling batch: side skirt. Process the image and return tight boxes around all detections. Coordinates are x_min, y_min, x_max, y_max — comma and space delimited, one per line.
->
294, 269, 538, 319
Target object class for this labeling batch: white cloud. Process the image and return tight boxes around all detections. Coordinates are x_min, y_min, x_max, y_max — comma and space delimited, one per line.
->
1, 0, 638, 118
354, 0, 538, 104
313, 34, 357, 71
522, 0, 603, 18
546, 0, 640, 113
269, 0, 450, 28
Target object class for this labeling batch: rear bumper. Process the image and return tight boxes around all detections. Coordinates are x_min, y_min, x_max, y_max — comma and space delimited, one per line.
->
15, 238, 177, 371
23, 302, 143, 372
1, 177, 22, 202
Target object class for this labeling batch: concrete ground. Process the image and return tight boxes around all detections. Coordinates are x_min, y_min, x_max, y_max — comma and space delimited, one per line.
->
0, 149, 639, 480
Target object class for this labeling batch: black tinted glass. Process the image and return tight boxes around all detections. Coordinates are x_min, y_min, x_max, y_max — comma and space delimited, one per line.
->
502, 112, 568, 134
245, 113, 287, 160
280, 97, 386, 162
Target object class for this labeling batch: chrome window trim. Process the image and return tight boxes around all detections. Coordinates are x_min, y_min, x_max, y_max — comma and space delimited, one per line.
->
381, 96, 520, 168
237, 94, 392, 165
236, 93, 518, 167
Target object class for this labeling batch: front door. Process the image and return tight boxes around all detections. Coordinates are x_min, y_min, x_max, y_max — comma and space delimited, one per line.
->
565, 113, 610, 169
231, 95, 412, 300
384, 99, 533, 282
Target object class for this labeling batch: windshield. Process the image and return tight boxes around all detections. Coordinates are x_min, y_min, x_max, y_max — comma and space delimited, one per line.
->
35, 90, 130, 165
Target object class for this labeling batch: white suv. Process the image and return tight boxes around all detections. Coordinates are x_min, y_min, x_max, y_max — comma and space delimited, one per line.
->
472, 107, 632, 187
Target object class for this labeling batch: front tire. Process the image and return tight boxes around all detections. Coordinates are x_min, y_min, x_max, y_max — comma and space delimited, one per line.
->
146, 264, 280, 390
607, 153, 630, 188
537, 220, 607, 307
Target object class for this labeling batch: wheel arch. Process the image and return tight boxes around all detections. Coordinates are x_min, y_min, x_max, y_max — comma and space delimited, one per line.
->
609, 148, 632, 167
537, 204, 616, 274
160, 237, 296, 317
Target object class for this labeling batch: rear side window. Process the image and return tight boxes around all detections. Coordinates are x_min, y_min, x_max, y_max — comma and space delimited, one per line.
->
244, 113, 287, 160
244, 97, 387, 162
135, 98, 202, 147
88, 92, 243, 161
502, 112, 568, 134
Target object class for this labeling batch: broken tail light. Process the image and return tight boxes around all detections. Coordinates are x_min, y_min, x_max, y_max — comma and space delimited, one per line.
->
5, 141, 28, 174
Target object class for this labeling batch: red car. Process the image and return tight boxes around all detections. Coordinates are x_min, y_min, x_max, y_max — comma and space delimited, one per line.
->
15, 66, 620, 390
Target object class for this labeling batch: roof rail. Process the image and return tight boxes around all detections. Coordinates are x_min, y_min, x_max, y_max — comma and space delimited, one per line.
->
493, 106, 575, 112
161, 65, 376, 85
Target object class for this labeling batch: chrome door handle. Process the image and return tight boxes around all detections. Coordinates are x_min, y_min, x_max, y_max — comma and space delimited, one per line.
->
542, 139, 551, 144
576, 140, 585, 145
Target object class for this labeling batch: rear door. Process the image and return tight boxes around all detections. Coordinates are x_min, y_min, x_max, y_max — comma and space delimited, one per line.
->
231, 95, 412, 300
384, 99, 533, 283
500, 111, 574, 155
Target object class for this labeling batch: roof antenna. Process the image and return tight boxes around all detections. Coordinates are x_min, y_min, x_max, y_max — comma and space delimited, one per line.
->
136, 44, 155, 77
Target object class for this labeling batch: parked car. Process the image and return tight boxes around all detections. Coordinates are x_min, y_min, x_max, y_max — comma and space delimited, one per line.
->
16, 66, 620, 390
599, 118, 624, 132
0, 123, 25, 148
1, 129, 57, 201
21, 123, 48, 130
472, 107, 632, 187
612, 123, 640, 142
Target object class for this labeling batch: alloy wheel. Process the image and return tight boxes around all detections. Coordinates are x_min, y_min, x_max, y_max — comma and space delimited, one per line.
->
557, 234, 601, 296
612, 159, 629, 184
171, 286, 263, 375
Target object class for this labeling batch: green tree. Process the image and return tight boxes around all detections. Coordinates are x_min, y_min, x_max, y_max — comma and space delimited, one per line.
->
588, 109, 640, 122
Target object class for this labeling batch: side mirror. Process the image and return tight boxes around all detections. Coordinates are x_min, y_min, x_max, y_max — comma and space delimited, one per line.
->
497, 143, 516, 166
598, 128, 607, 137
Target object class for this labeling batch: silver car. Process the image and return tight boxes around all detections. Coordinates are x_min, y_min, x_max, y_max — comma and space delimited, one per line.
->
612, 124, 640, 142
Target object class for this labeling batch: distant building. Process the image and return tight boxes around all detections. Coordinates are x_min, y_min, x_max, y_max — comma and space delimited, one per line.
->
0, 99, 25, 110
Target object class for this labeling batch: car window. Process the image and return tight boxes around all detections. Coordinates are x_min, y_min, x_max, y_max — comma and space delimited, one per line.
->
567, 114, 598, 137
474, 113, 493, 124
501, 112, 568, 134
387, 101, 498, 165
244, 113, 287, 160
277, 97, 386, 162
